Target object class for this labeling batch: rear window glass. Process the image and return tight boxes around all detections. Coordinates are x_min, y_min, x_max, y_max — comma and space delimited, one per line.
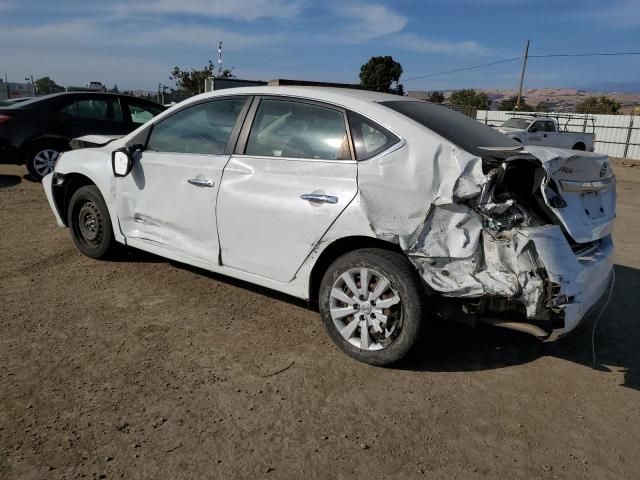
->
502, 118, 531, 129
381, 101, 519, 156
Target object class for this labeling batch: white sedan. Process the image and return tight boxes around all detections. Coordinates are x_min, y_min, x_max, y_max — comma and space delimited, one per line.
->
43, 86, 616, 366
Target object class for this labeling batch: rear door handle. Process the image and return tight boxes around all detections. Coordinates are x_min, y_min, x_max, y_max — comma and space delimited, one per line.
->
300, 193, 338, 204
188, 178, 214, 188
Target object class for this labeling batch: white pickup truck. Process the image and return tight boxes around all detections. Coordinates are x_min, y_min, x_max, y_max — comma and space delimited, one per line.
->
497, 115, 595, 151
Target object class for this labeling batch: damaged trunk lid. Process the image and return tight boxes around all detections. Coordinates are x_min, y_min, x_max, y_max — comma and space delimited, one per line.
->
486, 146, 616, 245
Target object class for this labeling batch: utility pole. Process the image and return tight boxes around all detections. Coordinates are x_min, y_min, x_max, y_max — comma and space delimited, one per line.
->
515, 39, 530, 111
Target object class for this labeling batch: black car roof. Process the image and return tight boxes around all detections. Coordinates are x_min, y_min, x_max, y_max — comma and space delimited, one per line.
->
11, 92, 163, 109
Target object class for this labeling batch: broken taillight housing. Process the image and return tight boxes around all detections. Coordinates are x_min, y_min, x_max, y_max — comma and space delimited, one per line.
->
0, 114, 12, 124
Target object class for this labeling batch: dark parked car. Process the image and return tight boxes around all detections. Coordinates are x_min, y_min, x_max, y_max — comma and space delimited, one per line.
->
0, 92, 165, 179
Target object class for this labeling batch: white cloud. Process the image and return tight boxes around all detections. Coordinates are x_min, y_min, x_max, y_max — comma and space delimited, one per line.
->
338, 3, 407, 40
0, 19, 285, 88
0, 20, 283, 51
393, 33, 490, 55
332, 2, 491, 55
585, 0, 640, 29
114, 0, 305, 21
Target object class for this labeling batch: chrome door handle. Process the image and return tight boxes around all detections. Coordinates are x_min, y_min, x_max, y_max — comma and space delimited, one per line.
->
188, 178, 214, 188
300, 193, 338, 204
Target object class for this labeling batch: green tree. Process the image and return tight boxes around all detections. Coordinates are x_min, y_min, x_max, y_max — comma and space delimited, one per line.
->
498, 95, 533, 111
34, 76, 64, 95
170, 61, 237, 94
109, 84, 120, 93
449, 89, 491, 110
171, 60, 215, 94
428, 91, 445, 103
359, 56, 403, 94
219, 68, 236, 79
576, 96, 621, 114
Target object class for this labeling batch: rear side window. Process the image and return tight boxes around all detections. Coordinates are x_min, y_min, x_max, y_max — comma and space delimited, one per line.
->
245, 99, 351, 160
348, 111, 400, 160
147, 98, 247, 155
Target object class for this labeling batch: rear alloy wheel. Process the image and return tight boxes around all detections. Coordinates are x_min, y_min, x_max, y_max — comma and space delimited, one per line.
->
68, 185, 116, 259
27, 147, 62, 180
319, 248, 425, 366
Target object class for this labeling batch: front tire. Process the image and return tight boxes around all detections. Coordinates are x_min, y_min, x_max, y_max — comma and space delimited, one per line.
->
68, 185, 116, 259
319, 248, 425, 366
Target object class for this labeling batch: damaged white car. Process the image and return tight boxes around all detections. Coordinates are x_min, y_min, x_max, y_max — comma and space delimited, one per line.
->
42, 87, 616, 366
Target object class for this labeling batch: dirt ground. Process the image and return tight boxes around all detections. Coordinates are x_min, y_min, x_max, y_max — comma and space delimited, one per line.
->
1, 159, 639, 480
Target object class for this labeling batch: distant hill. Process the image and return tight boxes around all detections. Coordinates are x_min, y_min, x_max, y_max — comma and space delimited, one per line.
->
581, 81, 640, 94
478, 88, 640, 113
409, 87, 640, 113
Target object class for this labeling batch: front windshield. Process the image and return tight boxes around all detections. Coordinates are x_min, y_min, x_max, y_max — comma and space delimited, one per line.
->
501, 118, 531, 129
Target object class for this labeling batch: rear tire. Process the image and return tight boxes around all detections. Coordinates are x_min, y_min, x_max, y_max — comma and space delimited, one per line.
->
25, 141, 68, 181
572, 142, 586, 151
68, 185, 116, 259
319, 248, 425, 366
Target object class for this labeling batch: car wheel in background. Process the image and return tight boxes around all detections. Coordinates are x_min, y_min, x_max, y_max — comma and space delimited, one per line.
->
572, 142, 586, 151
68, 185, 116, 259
319, 248, 425, 366
25, 142, 68, 181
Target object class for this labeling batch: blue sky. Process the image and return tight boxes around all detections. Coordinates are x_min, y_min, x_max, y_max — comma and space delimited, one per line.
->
1, 0, 638, 91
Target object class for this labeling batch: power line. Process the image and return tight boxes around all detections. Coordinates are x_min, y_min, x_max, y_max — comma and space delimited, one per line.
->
395, 51, 640, 86
402, 57, 521, 82
529, 51, 640, 58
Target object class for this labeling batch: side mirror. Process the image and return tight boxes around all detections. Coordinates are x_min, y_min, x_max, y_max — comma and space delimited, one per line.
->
529, 126, 538, 133
112, 149, 133, 177
111, 144, 143, 177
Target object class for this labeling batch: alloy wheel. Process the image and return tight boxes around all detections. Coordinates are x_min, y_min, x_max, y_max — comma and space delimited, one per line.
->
329, 267, 403, 351
31, 149, 60, 178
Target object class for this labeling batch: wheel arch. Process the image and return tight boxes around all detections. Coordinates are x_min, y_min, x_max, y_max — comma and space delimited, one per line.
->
572, 142, 586, 151
307, 235, 404, 306
22, 135, 71, 163
53, 173, 98, 227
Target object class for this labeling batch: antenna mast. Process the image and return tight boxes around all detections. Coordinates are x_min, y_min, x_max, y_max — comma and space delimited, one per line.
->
217, 41, 223, 77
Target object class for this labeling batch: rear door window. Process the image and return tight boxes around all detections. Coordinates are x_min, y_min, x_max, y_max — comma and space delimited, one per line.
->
245, 99, 351, 160
62, 98, 123, 121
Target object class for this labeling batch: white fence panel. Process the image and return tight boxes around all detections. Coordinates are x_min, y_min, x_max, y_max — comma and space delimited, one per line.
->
476, 110, 639, 160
